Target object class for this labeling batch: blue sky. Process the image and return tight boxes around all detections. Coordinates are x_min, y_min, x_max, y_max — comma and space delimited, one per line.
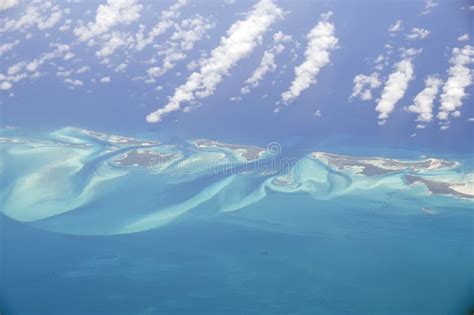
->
0, 0, 472, 152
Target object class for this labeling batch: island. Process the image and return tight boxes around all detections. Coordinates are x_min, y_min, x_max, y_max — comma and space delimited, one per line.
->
193, 139, 267, 161
112, 149, 181, 167
72, 127, 158, 147
404, 175, 474, 199
312, 152, 456, 176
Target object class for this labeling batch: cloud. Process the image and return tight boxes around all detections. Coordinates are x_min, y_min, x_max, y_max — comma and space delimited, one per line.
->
375, 58, 414, 124
146, 15, 215, 78
0, 39, 20, 56
421, 0, 438, 15
146, 0, 283, 123
314, 109, 322, 117
399, 47, 423, 58
388, 20, 403, 33
0, 0, 19, 11
74, 0, 142, 42
0, 81, 13, 90
458, 33, 469, 42
0, 43, 73, 90
406, 28, 430, 40
437, 45, 473, 125
240, 31, 291, 94
350, 73, 381, 101
1, 2, 63, 33
134, 0, 187, 51
280, 12, 338, 105
96, 31, 131, 58
64, 78, 83, 87
406, 75, 442, 125
100, 76, 111, 83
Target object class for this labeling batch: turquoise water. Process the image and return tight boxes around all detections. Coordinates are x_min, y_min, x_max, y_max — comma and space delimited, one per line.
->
0, 127, 473, 314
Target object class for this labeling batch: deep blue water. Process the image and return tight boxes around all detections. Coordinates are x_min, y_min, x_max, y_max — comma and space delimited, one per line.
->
1, 192, 473, 315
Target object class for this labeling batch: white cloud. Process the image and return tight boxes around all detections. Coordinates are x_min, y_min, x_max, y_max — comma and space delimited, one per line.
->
421, 0, 438, 15
458, 33, 469, 42
406, 75, 442, 125
134, 0, 187, 51
0, 0, 19, 11
0, 39, 20, 56
242, 51, 276, 94
388, 20, 403, 33
0, 81, 13, 90
0, 43, 73, 90
468, 117, 474, 122
350, 73, 381, 101
280, 12, 338, 105
375, 59, 414, 124
437, 45, 473, 125
74, 0, 142, 42
38, 10, 62, 30
314, 109, 322, 117
76, 66, 90, 74
65, 78, 84, 87
146, 0, 283, 123
147, 15, 215, 78
440, 124, 449, 131
100, 76, 111, 83
399, 47, 423, 58
1, 2, 63, 33
406, 28, 430, 40
240, 31, 291, 94
96, 32, 131, 58
56, 70, 71, 78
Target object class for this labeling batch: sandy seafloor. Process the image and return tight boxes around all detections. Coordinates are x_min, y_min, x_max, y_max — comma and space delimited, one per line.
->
0, 127, 473, 315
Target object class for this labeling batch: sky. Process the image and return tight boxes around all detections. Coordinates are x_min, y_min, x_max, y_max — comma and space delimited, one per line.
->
0, 0, 473, 153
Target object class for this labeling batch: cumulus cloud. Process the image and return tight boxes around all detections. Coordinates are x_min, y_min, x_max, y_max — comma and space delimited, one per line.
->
375, 59, 414, 124
0, 43, 73, 90
134, 0, 187, 51
458, 33, 469, 42
388, 20, 403, 33
280, 12, 338, 105
96, 32, 132, 58
0, 39, 20, 56
100, 76, 111, 83
399, 47, 423, 58
437, 45, 473, 126
1, 2, 63, 33
0, 0, 19, 11
240, 31, 291, 94
146, 15, 215, 78
350, 73, 381, 101
406, 28, 430, 40
406, 75, 442, 126
0, 81, 13, 90
146, 0, 283, 123
421, 0, 438, 15
64, 78, 83, 87
74, 0, 142, 42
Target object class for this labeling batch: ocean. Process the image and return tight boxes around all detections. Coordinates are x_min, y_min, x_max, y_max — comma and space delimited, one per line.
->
0, 127, 472, 315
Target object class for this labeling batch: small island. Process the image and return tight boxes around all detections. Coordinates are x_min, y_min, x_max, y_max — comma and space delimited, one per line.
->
112, 149, 181, 167
313, 152, 456, 176
404, 175, 473, 199
193, 139, 267, 161
72, 127, 158, 147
